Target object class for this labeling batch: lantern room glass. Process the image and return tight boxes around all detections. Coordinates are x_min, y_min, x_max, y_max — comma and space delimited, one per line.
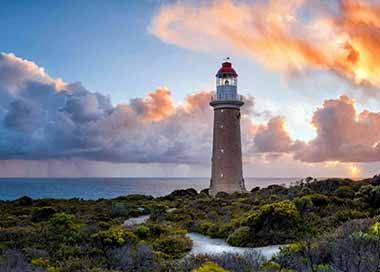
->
216, 76, 237, 87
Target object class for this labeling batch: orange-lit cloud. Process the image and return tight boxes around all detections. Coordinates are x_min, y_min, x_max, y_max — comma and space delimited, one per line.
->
151, 0, 380, 89
295, 95, 380, 162
129, 88, 175, 122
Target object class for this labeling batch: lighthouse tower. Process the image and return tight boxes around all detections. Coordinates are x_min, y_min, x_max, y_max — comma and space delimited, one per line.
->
209, 59, 246, 196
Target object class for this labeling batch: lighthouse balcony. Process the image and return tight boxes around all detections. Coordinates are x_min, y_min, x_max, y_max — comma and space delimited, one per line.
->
210, 94, 244, 108
211, 94, 243, 102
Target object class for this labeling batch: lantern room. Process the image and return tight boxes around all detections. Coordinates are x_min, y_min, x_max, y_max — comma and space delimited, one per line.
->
214, 58, 241, 102
216, 59, 238, 86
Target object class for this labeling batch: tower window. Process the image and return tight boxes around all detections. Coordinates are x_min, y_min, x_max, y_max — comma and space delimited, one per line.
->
224, 80, 229, 85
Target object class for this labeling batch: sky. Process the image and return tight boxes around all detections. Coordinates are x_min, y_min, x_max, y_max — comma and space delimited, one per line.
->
1, 0, 380, 178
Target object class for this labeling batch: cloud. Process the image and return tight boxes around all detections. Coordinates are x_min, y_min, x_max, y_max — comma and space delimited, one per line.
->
150, 0, 380, 90
129, 88, 175, 122
253, 117, 294, 153
294, 95, 380, 162
4, 52, 380, 169
1, 52, 292, 165
4, 99, 46, 132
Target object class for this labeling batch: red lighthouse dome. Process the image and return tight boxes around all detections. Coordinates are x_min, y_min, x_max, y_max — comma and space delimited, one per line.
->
216, 59, 238, 78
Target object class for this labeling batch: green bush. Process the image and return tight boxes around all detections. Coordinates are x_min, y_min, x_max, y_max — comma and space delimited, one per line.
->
17, 196, 33, 206
244, 200, 300, 245
293, 197, 313, 214
31, 207, 56, 222
192, 261, 230, 272
47, 213, 82, 243
246, 201, 299, 230
136, 225, 150, 239
92, 226, 137, 247
153, 234, 192, 258
303, 194, 329, 207
335, 209, 368, 222
226, 226, 250, 246
31, 258, 49, 268
336, 186, 355, 199
357, 185, 380, 206
206, 223, 224, 238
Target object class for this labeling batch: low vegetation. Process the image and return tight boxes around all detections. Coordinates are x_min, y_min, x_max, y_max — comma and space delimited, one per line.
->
1, 177, 380, 271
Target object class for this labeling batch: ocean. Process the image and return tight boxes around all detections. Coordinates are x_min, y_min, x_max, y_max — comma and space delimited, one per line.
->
0, 177, 298, 200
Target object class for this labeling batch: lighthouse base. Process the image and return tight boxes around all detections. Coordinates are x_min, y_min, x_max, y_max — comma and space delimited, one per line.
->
209, 178, 246, 196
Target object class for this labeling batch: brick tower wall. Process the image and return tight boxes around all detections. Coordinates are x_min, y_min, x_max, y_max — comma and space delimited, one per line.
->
210, 107, 245, 195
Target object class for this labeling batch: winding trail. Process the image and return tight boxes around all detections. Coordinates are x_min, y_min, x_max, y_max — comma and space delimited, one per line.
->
122, 214, 282, 259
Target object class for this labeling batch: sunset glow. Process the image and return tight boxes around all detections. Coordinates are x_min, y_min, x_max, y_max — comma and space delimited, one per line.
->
0, 0, 380, 177
349, 164, 361, 178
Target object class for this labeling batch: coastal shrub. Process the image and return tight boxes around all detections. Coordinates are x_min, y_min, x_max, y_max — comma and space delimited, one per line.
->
31, 257, 49, 268
251, 186, 260, 193
335, 209, 368, 223
267, 184, 289, 195
356, 185, 380, 206
246, 201, 299, 229
215, 192, 229, 199
269, 194, 280, 202
148, 222, 186, 237
336, 186, 355, 199
192, 261, 230, 272
17, 196, 33, 206
370, 175, 380, 186
150, 204, 169, 222
297, 186, 314, 197
303, 194, 329, 207
135, 225, 150, 239
293, 197, 313, 215
0, 249, 32, 271
92, 227, 137, 248
309, 178, 352, 194
197, 220, 214, 234
206, 224, 224, 238
226, 226, 250, 246
31, 207, 56, 222
0, 215, 18, 228
115, 194, 154, 202
153, 234, 192, 258
106, 242, 159, 271
274, 218, 380, 272
47, 213, 82, 243
129, 208, 141, 217
5, 178, 380, 271
162, 188, 198, 201
244, 200, 300, 245
200, 188, 210, 195
169, 251, 263, 272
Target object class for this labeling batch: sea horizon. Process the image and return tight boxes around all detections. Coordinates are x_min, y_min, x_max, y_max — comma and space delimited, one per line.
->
0, 176, 364, 201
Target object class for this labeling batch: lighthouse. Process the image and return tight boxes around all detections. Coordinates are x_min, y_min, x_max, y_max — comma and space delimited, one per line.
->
209, 59, 246, 196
